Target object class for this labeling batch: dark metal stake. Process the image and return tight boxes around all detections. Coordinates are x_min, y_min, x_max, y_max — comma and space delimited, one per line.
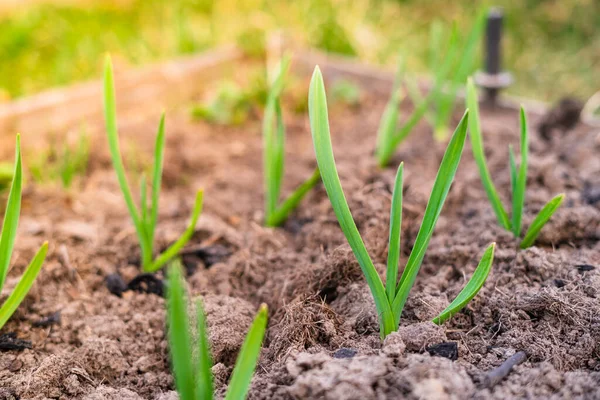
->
474, 7, 513, 106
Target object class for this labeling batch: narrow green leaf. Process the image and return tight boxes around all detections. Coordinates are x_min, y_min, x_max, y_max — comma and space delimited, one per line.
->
263, 97, 278, 220
432, 242, 495, 325
166, 262, 196, 400
140, 174, 148, 232
272, 101, 286, 208
266, 168, 321, 227
263, 55, 291, 224
150, 113, 166, 244
405, 78, 435, 127
0, 135, 23, 292
508, 145, 517, 201
433, 11, 485, 140
392, 111, 469, 327
385, 163, 403, 303
520, 194, 565, 249
309, 66, 395, 337
512, 107, 528, 237
103, 56, 151, 266
428, 20, 443, 73
377, 32, 463, 167
0, 242, 48, 330
195, 299, 213, 400
376, 88, 436, 167
148, 190, 204, 272
224, 304, 268, 400
375, 55, 404, 153
466, 78, 511, 230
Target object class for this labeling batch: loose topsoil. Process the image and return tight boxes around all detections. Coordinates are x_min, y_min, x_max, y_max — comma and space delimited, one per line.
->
0, 76, 599, 400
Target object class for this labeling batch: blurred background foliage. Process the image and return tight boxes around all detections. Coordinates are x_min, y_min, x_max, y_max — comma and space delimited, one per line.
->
0, 0, 598, 102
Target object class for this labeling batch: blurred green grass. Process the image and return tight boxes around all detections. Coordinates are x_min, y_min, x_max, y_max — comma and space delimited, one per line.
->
1, 0, 598, 102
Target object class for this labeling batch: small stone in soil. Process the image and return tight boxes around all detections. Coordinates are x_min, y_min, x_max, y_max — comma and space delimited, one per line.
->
194, 245, 232, 267
426, 342, 458, 361
554, 279, 566, 288
105, 273, 128, 297
32, 311, 61, 328
128, 273, 164, 297
8, 359, 23, 372
582, 183, 600, 205
0, 333, 32, 352
576, 264, 595, 273
333, 348, 357, 359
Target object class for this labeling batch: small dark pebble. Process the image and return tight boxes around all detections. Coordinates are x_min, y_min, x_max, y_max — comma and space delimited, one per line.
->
576, 264, 595, 273
554, 279, 566, 288
194, 245, 232, 267
128, 273, 164, 297
426, 342, 458, 361
32, 311, 61, 328
333, 348, 357, 359
0, 333, 32, 352
283, 217, 313, 235
582, 183, 600, 205
105, 273, 128, 297
538, 97, 582, 140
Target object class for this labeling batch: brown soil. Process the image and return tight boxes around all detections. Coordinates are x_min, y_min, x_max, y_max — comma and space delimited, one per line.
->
0, 81, 599, 399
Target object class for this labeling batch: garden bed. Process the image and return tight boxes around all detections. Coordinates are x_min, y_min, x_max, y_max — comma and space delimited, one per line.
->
0, 48, 599, 399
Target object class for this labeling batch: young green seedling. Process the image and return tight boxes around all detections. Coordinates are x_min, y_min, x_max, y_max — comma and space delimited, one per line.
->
466, 78, 565, 249
166, 261, 268, 400
30, 129, 90, 189
263, 55, 320, 227
408, 12, 486, 141
103, 56, 203, 272
0, 135, 48, 330
375, 40, 474, 168
310, 66, 495, 338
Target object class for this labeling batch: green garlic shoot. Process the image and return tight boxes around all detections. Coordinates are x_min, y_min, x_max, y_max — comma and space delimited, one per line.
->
309, 66, 495, 338
103, 56, 203, 272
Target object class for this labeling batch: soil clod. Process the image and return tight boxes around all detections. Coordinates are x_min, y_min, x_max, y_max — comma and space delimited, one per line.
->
105, 273, 127, 297
127, 273, 164, 297
426, 342, 459, 361
0, 333, 32, 352
0, 388, 18, 400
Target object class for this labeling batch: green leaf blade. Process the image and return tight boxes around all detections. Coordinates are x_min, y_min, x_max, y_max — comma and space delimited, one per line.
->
512, 107, 529, 237
165, 262, 196, 400
520, 194, 565, 249
0, 135, 23, 292
103, 56, 150, 267
375, 56, 404, 161
266, 168, 321, 227
392, 110, 469, 327
433, 242, 495, 325
224, 304, 268, 400
385, 163, 403, 303
150, 113, 166, 243
0, 242, 48, 330
309, 66, 395, 337
196, 299, 214, 400
148, 190, 204, 272
466, 78, 511, 231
